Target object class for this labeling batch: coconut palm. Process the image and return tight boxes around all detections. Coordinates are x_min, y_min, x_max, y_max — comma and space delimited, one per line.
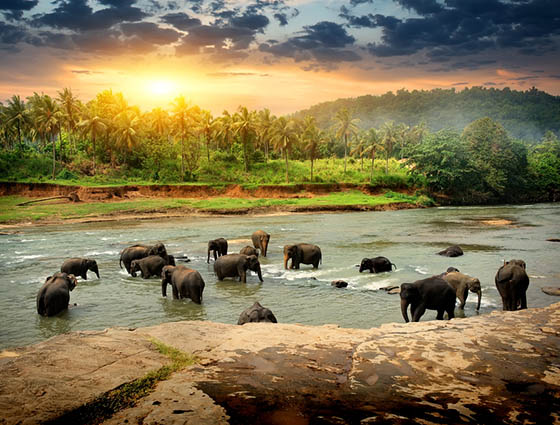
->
363, 128, 383, 181
256, 108, 275, 162
302, 116, 323, 181
171, 95, 193, 180
382, 121, 398, 175
350, 131, 367, 172
333, 108, 359, 174
114, 112, 140, 157
5, 95, 29, 150
272, 116, 297, 183
197, 110, 214, 162
78, 107, 106, 175
33, 95, 63, 178
232, 106, 256, 172
57, 88, 81, 155
215, 110, 234, 152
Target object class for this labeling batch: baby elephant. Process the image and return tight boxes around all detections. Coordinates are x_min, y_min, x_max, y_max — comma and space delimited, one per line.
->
400, 276, 456, 322
61, 258, 99, 280
161, 265, 205, 304
207, 238, 228, 263
214, 254, 263, 283
240, 246, 259, 257
437, 245, 464, 257
238, 301, 277, 325
443, 272, 482, 310
131, 255, 166, 278
37, 272, 78, 316
359, 256, 396, 273
495, 259, 529, 311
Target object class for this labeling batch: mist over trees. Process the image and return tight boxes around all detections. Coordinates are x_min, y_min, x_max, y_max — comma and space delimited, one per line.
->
295, 86, 560, 142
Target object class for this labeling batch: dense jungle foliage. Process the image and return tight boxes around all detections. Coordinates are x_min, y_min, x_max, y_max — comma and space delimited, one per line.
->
0, 87, 558, 204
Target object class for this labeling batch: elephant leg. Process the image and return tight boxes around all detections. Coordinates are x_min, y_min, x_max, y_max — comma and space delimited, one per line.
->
447, 305, 455, 319
191, 289, 202, 304
412, 304, 426, 322
82, 272, 88, 280
519, 292, 527, 310
172, 284, 179, 299
214, 251, 218, 261
458, 289, 466, 310
436, 309, 445, 320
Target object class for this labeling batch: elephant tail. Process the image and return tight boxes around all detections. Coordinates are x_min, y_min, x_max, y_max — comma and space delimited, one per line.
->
391, 262, 397, 270
37, 289, 46, 315
119, 256, 123, 269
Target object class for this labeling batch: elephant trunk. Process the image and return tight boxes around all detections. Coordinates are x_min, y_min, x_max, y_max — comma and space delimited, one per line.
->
257, 264, 263, 282
161, 279, 168, 297
400, 298, 410, 323
284, 254, 289, 270
475, 289, 482, 311
262, 239, 268, 257
93, 265, 100, 279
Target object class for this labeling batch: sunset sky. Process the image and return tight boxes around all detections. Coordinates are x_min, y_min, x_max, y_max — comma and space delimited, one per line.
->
1, 0, 559, 114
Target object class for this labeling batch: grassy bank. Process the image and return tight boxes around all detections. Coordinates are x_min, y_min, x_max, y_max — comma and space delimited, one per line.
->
0, 191, 431, 224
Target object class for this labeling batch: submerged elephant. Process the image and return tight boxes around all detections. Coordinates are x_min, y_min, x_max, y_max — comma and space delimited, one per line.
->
120, 243, 167, 274
130, 255, 167, 278
207, 238, 228, 263
400, 276, 456, 322
495, 259, 529, 311
37, 272, 78, 317
359, 256, 396, 273
61, 258, 99, 280
161, 265, 205, 304
214, 254, 263, 283
283, 243, 322, 269
437, 245, 464, 257
443, 272, 482, 310
252, 230, 270, 257
237, 301, 277, 325
240, 246, 259, 257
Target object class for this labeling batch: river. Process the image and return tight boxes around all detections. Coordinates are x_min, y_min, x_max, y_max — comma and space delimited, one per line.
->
1, 203, 559, 350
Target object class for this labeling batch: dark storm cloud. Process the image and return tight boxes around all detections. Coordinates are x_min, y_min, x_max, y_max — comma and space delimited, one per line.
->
230, 13, 269, 31
274, 13, 288, 26
120, 22, 181, 44
339, 0, 560, 59
33, 0, 146, 32
161, 12, 202, 30
349, 0, 373, 6
0, 0, 38, 20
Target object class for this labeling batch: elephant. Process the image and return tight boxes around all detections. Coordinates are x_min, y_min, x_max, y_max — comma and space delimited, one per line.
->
161, 265, 205, 304
61, 258, 99, 280
119, 243, 167, 274
436, 267, 461, 278
400, 276, 456, 322
359, 256, 396, 273
37, 272, 78, 317
331, 280, 348, 288
495, 259, 530, 311
443, 272, 482, 310
283, 243, 322, 269
252, 230, 270, 257
130, 255, 166, 278
437, 245, 464, 257
237, 301, 277, 325
240, 246, 259, 257
214, 254, 263, 283
207, 238, 228, 263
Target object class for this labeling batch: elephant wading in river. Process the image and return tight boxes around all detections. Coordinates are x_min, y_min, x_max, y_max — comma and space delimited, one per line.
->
359, 256, 396, 273
240, 246, 259, 257
37, 272, 78, 317
161, 265, 205, 304
130, 255, 167, 278
207, 238, 228, 263
252, 230, 270, 257
437, 245, 464, 257
61, 258, 99, 280
238, 301, 277, 325
495, 259, 530, 311
120, 243, 167, 274
214, 254, 263, 283
400, 276, 456, 322
443, 272, 482, 310
283, 244, 322, 269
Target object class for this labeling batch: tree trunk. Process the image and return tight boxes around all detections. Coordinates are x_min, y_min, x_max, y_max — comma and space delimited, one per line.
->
371, 149, 376, 182
343, 134, 347, 173
181, 137, 185, 181
59, 129, 63, 160
285, 149, 289, 183
243, 133, 249, 172
386, 155, 389, 175
265, 140, 269, 163
206, 137, 210, 162
310, 158, 314, 181
52, 134, 56, 179
92, 134, 96, 176
17, 122, 22, 151
361, 152, 364, 172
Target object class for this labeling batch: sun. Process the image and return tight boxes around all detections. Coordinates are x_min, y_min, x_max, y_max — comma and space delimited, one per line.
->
149, 80, 175, 96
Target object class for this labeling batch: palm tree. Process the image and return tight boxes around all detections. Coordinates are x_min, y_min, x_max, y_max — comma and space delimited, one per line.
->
57, 88, 81, 155
272, 116, 297, 183
114, 112, 139, 157
149, 107, 169, 138
302, 116, 322, 181
363, 128, 383, 181
78, 107, 106, 175
33, 95, 63, 179
233, 106, 256, 172
350, 131, 367, 172
333, 108, 360, 174
256, 108, 275, 162
215, 110, 234, 152
382, 121, 397, 175
171, 95, 192, 180
198, 110, 214, 162
5, 95, 29, 150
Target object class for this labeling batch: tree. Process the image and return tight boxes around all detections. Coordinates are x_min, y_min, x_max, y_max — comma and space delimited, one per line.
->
57, 88, 81, 155
78, 107, 106, 175
197, 110, 214, 162
171, 95, 193, 180
256, 108, 275, 162
5, 95, 29, 150
233, 106, 256, 172
363, 128, 383, 181
333, 108, 359, 173
381, 121, 398, 175
272, 116, 297, 183
33, 95, 63, 178
302, 116, 323, 181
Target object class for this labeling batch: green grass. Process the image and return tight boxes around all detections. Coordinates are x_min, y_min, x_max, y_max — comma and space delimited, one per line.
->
0, 190, 430, 224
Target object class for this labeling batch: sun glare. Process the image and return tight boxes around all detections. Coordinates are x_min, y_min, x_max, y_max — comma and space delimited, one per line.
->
149, 80, 175, 96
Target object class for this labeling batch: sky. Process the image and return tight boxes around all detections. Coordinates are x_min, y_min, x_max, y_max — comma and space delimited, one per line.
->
1, 0, 559, 115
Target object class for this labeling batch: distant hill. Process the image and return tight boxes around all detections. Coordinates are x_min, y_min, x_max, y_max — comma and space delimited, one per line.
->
294, 86, 560, 142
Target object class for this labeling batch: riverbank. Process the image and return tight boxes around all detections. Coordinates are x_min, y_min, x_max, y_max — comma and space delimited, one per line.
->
0, 182, 429, 226
1, 302, 559, 424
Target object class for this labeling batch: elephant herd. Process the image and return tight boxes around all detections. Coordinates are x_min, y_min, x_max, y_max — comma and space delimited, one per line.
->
36, 235, 531, 327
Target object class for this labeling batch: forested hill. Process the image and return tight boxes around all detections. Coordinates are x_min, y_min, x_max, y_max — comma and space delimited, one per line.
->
295, 87, 560, 142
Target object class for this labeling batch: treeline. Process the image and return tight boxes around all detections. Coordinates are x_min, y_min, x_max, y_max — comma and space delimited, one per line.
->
0, 88, 558, 204
296, 86, 560, 142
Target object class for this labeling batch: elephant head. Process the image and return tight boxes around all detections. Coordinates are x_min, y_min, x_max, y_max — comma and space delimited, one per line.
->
283, 245, 299, 269
84, 259, 100, 279
161, 265, 176, 297
245, 255, 263, 282
47, 272, 78, 291
505, 259, 526, 270
149, 243, 167, 257
467, 278, 482, 310
359, 258, 373, 273
130, 260, 141, 277
399, 283, 418, 323
259, 233, 270, 256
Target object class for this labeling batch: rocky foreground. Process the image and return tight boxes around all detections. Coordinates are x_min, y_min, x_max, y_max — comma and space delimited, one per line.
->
1, 303, 559, 425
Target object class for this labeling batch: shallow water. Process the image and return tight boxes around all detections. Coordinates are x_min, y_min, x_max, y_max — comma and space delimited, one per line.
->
1, 203, 559, 350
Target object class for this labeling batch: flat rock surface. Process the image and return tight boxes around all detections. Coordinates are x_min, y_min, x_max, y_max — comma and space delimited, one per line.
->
2, 303, 560, 424
542, 286, 560, 296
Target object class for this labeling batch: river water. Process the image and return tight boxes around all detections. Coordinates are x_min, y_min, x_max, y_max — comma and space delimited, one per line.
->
1, 204, 559, 350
